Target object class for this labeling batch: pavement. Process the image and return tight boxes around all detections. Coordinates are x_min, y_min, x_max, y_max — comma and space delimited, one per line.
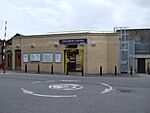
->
0, 70, 150, 113
1, 69, 148, 77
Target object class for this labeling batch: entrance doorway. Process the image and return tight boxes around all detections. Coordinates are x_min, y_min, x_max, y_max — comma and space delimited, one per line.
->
138, 58, 145, 73
15, 49, 21, 70
64, 49, 84, 73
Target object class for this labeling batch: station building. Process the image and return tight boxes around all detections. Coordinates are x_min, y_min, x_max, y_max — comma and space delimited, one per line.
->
1, 28, 150, 75
11, 31, 119, 74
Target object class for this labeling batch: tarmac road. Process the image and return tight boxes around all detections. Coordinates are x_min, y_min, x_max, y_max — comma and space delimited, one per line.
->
0, 72, 150, 113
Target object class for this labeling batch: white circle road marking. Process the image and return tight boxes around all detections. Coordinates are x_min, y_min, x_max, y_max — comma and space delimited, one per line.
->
99, 82, 115, 94
21, 88, 77, 98
22, 80, 114, 98
49, 84, 84, 90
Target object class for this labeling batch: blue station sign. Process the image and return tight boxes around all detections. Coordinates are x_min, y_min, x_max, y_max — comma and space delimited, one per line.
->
59, 38, 87, 44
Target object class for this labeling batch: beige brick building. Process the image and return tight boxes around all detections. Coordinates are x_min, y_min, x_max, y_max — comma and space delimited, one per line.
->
11, 31, 120, 74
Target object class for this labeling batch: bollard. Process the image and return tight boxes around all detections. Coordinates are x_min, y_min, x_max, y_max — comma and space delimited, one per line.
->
38, 64, 40, 74
51, 65, 53, 74
148, 66, 150, 75
82, 66, 84, 76
25, 64, 27, 73
115, 66, 117, 76
2, 63, 6, 73
147, 62, 150, 75
100, 66, 102, 76
66, 65, 68, 75
130, 66, 133, 75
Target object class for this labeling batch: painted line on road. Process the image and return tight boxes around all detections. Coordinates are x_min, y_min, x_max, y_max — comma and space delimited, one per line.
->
59, 80, 80, 82
21, 88, 77, 98
45, 80, 55, 83
32, 81, 42, 84
99, 82, 115, 94
32, 80, 80, 84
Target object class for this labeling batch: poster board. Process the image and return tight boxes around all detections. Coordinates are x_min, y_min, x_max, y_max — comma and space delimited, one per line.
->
30, 53, 40, 62
42, 53, 53, 62
55, 53, 61, 63
23, 53, 28, 63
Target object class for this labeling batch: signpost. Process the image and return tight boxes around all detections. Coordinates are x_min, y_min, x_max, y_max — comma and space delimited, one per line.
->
2, 21, 7, 73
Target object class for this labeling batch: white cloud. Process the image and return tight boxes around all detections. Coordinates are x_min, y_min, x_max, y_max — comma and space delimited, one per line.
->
0, 0, 150, 39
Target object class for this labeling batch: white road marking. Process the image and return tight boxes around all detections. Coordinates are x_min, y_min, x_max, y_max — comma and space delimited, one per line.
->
32, 80, 80, 84
99, 82, 115, 94
24, 80, 113, 98
45, 80, 55, 83
49, 84, 83, 90
59, 80, 80, 82
21, 88, 33, 94
21, 88, 77, 98
32, 81, 42, 84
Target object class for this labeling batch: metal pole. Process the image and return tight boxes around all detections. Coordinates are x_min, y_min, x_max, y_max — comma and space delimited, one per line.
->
148, 63, 150, 75
2, 21, 7, 74
38, 64, 40, 74
51, 65, 53, 74
25, 64, 27, 73
148, 66, 150, 75
115, 66, 117, 76
130, 66, 133, 75
100, 66, 102, 76
66, 63, 68, 75
82, 66, 84, 76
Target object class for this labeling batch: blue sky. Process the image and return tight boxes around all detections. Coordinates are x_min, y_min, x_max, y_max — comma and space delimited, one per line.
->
0, 0, 150, 39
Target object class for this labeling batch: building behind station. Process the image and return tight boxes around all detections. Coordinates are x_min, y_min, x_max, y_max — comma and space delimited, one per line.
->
0, 28, 150, 75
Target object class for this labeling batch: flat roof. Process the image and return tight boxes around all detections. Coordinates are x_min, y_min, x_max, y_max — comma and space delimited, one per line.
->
26, 30, 115, 36
13, 30, 117, 38
116, 28, 150, 31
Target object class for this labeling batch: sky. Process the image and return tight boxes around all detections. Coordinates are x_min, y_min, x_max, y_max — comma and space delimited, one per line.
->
0, 0, 150, 39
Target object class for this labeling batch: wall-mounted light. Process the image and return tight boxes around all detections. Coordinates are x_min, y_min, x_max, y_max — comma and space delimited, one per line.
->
16, 44, 20, 48
91, 42, 96, 47
54, 42, 59, 47
79, 43, 85, 47
30, 43, 35, 48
